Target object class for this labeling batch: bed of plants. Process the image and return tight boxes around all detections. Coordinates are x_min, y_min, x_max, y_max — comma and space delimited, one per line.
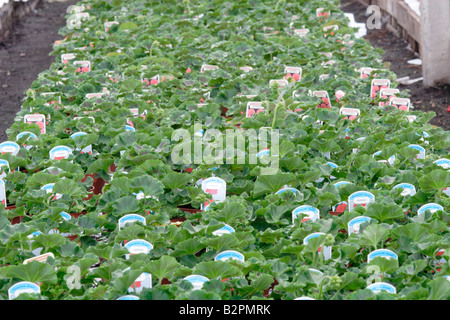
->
0, 0, 448, 300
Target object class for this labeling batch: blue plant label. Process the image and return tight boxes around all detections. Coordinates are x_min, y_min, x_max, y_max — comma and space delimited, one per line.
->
127, 271, 152, 294
367, 249, 398, 263
366, 282, 396, 294
125, 125, 135, 132
8, 281, 40, 300
24, 114, 46, 134
16, 131, 37, 150
292, 205, 320, 223
246, 101, 265, 118
49, 146, 72, 161
0, 159, 10, 179
334, 181, 351, 188
256, 148, 270, 158
408, 144, 425, 160
116, 295, 139, 300
41, 183, 62, 200
202, 177, 226, 202
393, 183, 416, 196
373, 151, 395, 165
183, 275, 209, 290
332, 201, 348, 213
60, 212, 71, 221
303, 232, 331, 260
118, 214, 146, 230
70, 132, 92, 155
348, 191, 375, 212
348, 216, 372, 234
124, 240, 153, 259
434, 158, 450, 169
0, 179, 6, 206
212, 224, 235, 236
214, 250, 245, 262
23, 252, 55, 264
275, 187, 300, 196
0, 141, 20, 156
417, 203, 443, 215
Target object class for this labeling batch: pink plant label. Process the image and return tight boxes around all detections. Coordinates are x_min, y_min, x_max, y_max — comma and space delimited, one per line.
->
389, 97, 411, 112
24, 114, 46, 134
312, 91, 332, 108
284, 66, 302, 82
370, 79, 390, 99
246, 101, 265, 117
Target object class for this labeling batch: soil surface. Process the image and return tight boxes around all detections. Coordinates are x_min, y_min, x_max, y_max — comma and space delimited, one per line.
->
340, 0, 450, 130
0, 0, 78, 141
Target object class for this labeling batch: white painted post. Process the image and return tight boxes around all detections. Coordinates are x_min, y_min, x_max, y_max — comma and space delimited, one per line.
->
420, 0, 450, 87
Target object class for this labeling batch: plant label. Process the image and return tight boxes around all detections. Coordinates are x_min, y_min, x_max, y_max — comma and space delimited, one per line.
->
303, 232, 332, 260
389, 97, 411, 112
23, 252, 55, 264
359, 67, 376, 79
370, 79, 390, 99
245, 102, 265, 117
319, 74, 330, 81
340, 107, 360, 122
408, 144, 425, 160
0, 179, 6, 206
348, 191, 375, 211
183, 275, 209, 290
118, 214, 146, 230
8, 282, 40, 300
366, 282, 396, 294
269, 79, 289, 87
275, 187, 301, 196
332, 201, 347, 214
116, 295, 139, 300
316, 8, 330, 18
212, 224, 235, 236
433, 159, 450, 169
240, 66, 253, 72
202, 177, 226, 202
128, 272, 152, 294
334, 181, 351, 188
367, 249, 398, 263
378, 88, 399, 106
41, 183, 62, 200
292, 205, 320, 223
406, 115, 416, 123
125, 125, 135, 132
294, 28, 309, 37
24, 114, 46, 134
393, 183, 416, 196
0, 159, 10, 179
348, 216, 372, 234
60, 212, 71, 220
70, 132, 92, 155
284, 66, 302, 82
373, 151, 396, 166
104, 21, 119, 32
214, 250, 245, 262
129, 108, 148, 120
73, 60, 91, 73
201, 199, 215, 211
200, 64, 219, 73
0, 141, 20, 156
49, 146, 73, 161
417, 203, 443, 215
16, 131, 37, 150
61, 53, 76, 64
294, 297, 315, 300
124, 239, 153, 259
312, 91, 332, 108
323, 25, 338, 32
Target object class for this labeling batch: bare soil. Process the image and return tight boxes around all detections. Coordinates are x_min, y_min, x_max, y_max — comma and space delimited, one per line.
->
0, 0, 78, 141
